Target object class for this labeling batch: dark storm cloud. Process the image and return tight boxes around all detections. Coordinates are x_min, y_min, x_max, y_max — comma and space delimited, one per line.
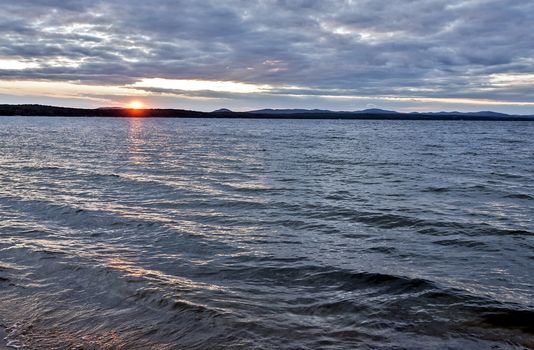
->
1, 0, 533, 102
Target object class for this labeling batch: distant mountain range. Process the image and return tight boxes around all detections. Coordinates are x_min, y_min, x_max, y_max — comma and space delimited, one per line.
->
247, 108, 338, 114
244, 108, 515, 117
246, 108, 399, 115
0, 104, 532, 121
416, 110, 510, 117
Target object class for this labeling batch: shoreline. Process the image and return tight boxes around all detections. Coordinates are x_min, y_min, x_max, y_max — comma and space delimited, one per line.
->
0, 327, 12, 350
0, 104, 533, 121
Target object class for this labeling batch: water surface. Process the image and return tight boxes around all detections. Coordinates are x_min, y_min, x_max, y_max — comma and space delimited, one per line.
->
0, 117, 533, 349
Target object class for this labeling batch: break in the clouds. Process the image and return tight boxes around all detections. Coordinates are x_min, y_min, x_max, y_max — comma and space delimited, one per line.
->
0, 0, 533, 113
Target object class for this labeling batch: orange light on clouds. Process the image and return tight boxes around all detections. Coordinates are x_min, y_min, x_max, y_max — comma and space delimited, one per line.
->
128, 100, 144, 109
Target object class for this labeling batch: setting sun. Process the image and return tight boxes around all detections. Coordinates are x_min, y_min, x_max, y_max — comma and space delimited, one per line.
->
128, 100, 144, 109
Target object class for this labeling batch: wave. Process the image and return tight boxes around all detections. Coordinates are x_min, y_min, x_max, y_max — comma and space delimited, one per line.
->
504, 193, 534, 200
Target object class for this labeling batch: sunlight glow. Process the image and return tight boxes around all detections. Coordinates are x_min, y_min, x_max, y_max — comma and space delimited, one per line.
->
0, 59, 39, 70
489, 73, 534, 87
128, 100, 144, 109
280, 91, 534, 106
0, 80, 146, 102
132, 78, 270, 93
1, 79, 534, 109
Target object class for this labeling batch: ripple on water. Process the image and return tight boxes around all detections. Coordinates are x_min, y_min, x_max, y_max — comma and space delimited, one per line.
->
0, 118, 533, 349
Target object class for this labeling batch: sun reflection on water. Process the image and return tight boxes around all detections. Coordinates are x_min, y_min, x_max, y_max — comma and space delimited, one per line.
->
105, 257, 224, 291
126, 118, 148, 165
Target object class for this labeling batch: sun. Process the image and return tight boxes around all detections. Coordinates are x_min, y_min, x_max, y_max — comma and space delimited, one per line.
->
127, 100, 144, 109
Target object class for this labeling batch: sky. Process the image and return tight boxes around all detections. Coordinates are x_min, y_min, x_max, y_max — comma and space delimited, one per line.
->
0, 0, 533, 114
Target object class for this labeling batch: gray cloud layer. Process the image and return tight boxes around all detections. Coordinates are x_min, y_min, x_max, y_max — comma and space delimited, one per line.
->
1, 0, 533, 105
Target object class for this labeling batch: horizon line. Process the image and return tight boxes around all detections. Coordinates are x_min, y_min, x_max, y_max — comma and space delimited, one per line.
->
1, 103, 533, 117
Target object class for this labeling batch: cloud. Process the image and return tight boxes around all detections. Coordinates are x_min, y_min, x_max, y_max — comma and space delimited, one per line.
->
0, 0, 533, 111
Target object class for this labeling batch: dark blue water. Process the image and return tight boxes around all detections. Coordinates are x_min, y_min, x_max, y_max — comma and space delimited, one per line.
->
0, 117, 533, 349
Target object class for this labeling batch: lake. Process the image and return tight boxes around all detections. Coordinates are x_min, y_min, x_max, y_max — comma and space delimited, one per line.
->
0, 117, 533, 349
